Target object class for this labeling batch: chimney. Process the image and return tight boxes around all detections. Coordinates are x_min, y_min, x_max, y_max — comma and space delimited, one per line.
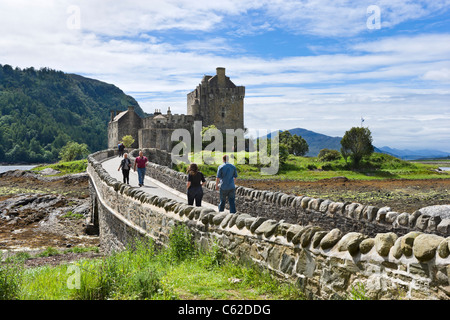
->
216, 67, 226, 87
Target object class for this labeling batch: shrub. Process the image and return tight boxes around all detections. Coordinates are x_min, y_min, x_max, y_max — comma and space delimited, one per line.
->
318, 149, 341, 162
0, 262, 23, 300
167, 224, 195, 262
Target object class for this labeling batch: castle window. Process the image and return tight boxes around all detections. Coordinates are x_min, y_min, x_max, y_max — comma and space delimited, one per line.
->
222, 107, 225, 118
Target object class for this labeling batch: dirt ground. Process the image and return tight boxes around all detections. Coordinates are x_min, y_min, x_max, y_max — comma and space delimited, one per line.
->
0, 170, 101, 265
237, 177, 450, 214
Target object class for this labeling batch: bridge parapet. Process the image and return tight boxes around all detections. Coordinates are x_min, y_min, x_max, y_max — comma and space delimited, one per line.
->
87, 149, 450, 300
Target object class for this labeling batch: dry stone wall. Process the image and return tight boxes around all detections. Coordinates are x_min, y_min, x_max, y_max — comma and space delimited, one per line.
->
88, 149, 450, 300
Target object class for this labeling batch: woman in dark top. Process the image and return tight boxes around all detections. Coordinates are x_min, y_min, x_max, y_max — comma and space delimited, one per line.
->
186, 163, 205, 207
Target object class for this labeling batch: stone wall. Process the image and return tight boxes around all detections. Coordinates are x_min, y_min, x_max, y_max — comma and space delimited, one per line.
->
88, 149, 450, 300
136, 149, 450, 238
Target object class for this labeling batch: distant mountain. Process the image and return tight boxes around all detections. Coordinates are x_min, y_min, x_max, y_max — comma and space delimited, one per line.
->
263, 128, 342, 157
263, 128, 450, 160
0, 64, 145, 163
379, 146, 450, 160
286, 128, 342, 157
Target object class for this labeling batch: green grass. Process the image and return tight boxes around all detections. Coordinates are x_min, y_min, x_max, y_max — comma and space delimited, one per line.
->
31, 159, 88, 175
1, 226, 306, 300
174, 151, 449, 181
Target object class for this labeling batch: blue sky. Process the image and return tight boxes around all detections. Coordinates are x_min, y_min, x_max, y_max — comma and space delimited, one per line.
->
1, 0, 449, 152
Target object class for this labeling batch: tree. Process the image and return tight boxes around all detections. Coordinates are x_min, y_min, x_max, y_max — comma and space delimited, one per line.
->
121, 135, 135, 148
59, 141, 89, 162
279, 131, 309, 156
318, 148, 341, 162
340, 127, 374, 167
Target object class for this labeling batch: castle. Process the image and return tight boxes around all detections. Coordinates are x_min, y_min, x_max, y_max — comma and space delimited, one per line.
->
108, 67, 245, 151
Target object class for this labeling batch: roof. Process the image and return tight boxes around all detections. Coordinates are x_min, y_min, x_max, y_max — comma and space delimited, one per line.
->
113, 110, 128, 121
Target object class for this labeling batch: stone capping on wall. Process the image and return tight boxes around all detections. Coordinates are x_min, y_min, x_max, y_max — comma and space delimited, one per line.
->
128, 148, 450, 238
88, 150, 450, 269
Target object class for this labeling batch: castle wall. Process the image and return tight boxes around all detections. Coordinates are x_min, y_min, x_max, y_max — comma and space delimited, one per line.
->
187, 68, 245, 132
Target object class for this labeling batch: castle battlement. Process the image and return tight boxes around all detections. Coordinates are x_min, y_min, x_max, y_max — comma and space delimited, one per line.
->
108, 68, 245, 151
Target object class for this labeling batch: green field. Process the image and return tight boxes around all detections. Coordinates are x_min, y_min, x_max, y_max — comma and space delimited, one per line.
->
174, 151, 449, 181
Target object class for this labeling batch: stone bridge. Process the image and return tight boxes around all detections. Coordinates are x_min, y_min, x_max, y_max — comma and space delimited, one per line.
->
87, 148, 450, 300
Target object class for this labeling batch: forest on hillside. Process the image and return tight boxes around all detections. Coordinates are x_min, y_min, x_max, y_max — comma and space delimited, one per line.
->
0, 64, 145, 164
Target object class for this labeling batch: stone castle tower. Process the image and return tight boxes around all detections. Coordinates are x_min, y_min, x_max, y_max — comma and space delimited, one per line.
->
187, 67, 245, 132
108, 67, 245, 151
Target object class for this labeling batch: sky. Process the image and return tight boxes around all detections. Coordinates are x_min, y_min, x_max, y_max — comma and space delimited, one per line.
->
0, 0, 449, 152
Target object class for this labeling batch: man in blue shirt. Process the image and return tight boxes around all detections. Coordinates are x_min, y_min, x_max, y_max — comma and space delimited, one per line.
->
215, 154, 238, 213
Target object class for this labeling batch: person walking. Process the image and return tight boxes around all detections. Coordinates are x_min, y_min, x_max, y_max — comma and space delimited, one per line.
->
186, 163, 206, 207
215, 154, 238, 213
118, 142, 125, 157
117, 153, 132, 184
133, 150, 148, 187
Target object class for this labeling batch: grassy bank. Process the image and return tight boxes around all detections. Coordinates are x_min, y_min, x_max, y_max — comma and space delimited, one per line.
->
31, 159, 88, 175
0, 225, 306, 300
174, 151, 448, 181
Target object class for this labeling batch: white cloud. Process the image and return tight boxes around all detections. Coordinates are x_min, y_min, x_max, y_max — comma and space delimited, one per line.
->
0, 1, 449, 151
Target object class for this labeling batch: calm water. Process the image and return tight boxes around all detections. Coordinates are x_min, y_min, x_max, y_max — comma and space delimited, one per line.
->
440, 167, 450, 171
0, 165, 36, 174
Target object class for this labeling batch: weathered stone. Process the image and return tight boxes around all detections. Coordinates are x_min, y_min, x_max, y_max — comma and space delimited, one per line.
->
309, 198, 323, 211
427, 216, 442, 233
437, 219, 450, 235
249, 217, 267, 233
227, 214, 239, 228
299, 226, 322, 248
363, 206, 379, 221
409, 210, 422, 228
319, 200, 333, 213
376, 207, 390, 223
374, 232, 398, 256
328, 202, 344, 215
396, 212, 410, 227
385, 211, 399, 223
235, 214, 252, 229
354, 204, 366, 220
311, 231, 328, 248
320, 228, 342, 250
337, 232, 366, 255
413, 234, 445, 262
391, 237, 403, 259
345, 203, 360, 219
400, 231, 422, 257
244, 217, 257, 229
220, 213, 234, 228
419, 205, 450, 220
291, 226, 310, 245
415, 215, 430, 231
437, 238, 450, 258
254, 219, 278, 237
212, 212, 229, 225
301, 197, 311, 209
286, 225, 304, 243
278, 222, 292, 237
359, 238, 375, 254
291, 196, 304, 208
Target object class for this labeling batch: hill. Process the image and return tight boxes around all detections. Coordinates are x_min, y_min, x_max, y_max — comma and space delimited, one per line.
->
285, 128, 342, 156
0, 64, 145, 164
378, 146, 450, 160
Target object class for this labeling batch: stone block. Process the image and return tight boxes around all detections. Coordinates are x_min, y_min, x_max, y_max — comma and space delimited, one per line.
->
320, 228, 342, 250
374, 232, 397, 256
413, 233, 445, 262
